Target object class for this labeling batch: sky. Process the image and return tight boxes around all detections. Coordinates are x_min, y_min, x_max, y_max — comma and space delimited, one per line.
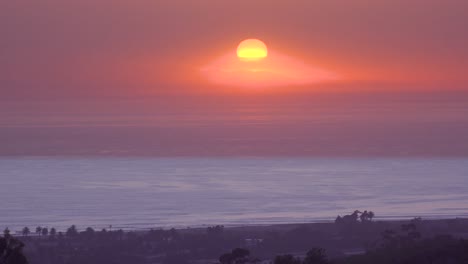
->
1, 1, 468, 156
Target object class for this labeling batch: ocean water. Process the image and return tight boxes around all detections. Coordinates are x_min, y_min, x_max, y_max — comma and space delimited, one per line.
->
1, 157, 467, 232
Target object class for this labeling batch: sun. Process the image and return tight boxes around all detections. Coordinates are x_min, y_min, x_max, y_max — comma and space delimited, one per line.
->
201, 38, 339, 88
236, 39, 268, 61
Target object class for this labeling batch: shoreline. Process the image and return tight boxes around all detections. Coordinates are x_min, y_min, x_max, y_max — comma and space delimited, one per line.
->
10, 217, 468, 237
154, 217, 468, 234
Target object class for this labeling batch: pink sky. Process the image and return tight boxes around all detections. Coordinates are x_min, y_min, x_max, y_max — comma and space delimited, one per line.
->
2, 0, 468, 98
1, 1, 468, 156
1, 92, 468, 156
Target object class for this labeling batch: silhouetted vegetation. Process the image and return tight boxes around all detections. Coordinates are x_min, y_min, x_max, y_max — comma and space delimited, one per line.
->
334, 210, 375, 225
334, 223, 468, 264
219, 248, 252, 264
21, 228, 30, 237
0, 235, 28, 264
5, 213, 468, 264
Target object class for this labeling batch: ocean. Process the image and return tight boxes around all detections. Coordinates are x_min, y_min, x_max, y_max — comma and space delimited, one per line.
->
1, 157, 467, 233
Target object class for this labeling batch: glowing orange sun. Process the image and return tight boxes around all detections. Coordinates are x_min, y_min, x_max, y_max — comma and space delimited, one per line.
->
201, 38, 339, 88
236, 39, 268, 61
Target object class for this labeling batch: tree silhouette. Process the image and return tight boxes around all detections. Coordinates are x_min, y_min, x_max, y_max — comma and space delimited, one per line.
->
22, 227, 30, 237
368, 211, 375, 221
50, 228, 56, 237
66, 225, 78, 237
207, 225, 224, 236
219, 248, 250, 264
35, 226, 42, 236
3, 228, 10, 239
0, 235, 28, 264
41, 227, 48, 236
360, 211, 369, 222
336, 210, 375, 225
335, 215, 343, 224
349, 210, 361, 222
84, 227, 95, 240
232, 248, 250, 263
336, 210, 361, 225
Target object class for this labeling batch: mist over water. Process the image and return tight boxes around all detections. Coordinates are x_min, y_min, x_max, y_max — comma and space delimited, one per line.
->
1, 157, 467, 232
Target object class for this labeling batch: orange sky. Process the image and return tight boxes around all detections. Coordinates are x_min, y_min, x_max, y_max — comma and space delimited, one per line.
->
2, 0, 468, 98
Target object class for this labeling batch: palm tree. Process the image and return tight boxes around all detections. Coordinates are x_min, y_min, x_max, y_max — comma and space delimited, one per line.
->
35, 226, 42, 236
22, 227, 30, 237
50, 228, 57, 237
3, 228, 10, 238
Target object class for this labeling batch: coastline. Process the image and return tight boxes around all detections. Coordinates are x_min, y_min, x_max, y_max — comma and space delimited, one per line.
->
12, 217, 468, 237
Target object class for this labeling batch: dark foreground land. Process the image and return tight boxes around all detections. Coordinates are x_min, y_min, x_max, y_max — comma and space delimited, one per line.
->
2, 214, 468, 264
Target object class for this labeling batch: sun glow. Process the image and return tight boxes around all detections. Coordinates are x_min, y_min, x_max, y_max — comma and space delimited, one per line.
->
201, 38, 339, 88
236, 39, 268, 61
